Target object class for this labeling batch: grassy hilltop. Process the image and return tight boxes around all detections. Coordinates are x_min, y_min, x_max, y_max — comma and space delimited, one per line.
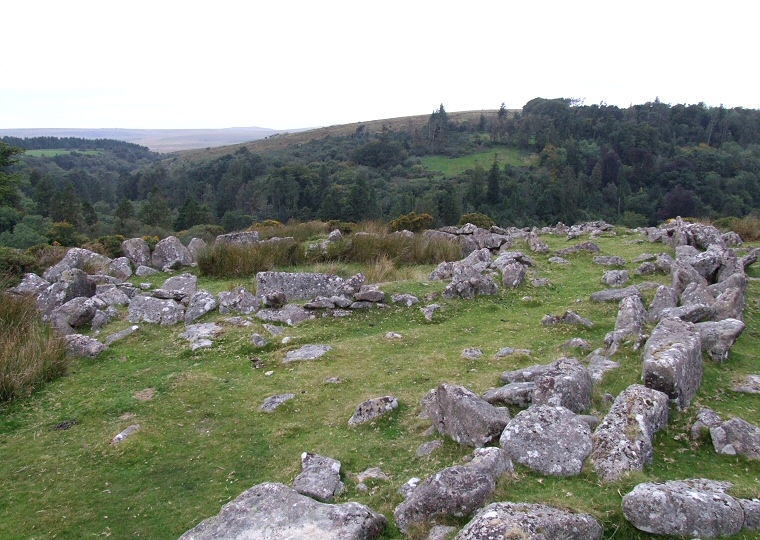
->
0, 225, 759, 539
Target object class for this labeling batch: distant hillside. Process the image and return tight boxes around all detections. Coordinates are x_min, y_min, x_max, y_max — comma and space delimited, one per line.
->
0, 127, 298, 153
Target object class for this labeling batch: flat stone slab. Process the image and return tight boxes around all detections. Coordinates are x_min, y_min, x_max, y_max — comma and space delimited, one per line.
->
260, 394, 295, 413
283, 344, 332, 363
733, 374, 760, 394
348, 396, 398, 426
293, 452, 344, 502
178, 482, 386, 539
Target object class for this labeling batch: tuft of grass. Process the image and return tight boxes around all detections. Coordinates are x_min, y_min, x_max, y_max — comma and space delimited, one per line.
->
341, 233, 460, 266
197, 241, 304, 278
0, 288, 70, 402
253, 220, 329, 242
729, 216, 760, 241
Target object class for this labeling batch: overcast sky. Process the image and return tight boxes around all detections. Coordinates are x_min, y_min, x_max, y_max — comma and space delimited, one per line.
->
2, 1, 758, 130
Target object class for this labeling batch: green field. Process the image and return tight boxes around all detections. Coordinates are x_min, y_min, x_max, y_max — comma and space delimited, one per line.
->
420, 147, 535, 177
1, 230, 759, 539
23, 149, 103, 157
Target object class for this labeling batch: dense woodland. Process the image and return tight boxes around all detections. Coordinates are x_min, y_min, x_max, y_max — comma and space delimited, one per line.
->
2, 97, 760, 249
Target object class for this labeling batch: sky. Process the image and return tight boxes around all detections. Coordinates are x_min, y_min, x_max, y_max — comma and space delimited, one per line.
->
2, 1, 758, 130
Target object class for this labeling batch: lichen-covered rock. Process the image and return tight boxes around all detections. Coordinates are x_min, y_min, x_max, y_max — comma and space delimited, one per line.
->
64, 334, 106, 357
622, 479, 744, 538
107, 257, 133, 281
590, 285, 641, 302
532, 357, 593, 413
394, 447, 512, 534
442, 273, 498, 299
541, 310, 593, 328
501, 261, 526, 289
256, 271, 348, 302
423, 383, 510, 447
590, 384, 669, 482
604, 294, 647, 354
43, 247, 111, 282
162, 273, 197, 297
215, 230, 259, 246
184, 290, 218, 324
283, 344, 332, 363
647, 284, 678, 323
585, 349, 620, 383
36, 268, 96, 321
293, 452, 344, 502
178, 482, 386, 540
122, 237, 151, 268
454, 501, 602, 540
50, 296, 100, 334
127, 295, 185, 325
500, 405, 592, 476
601, 269, 630, 287
642, 317, 702, 409
390, 293, 419, 307
482, 382, 535, 408
151, 236, 193, 270
709, 416, 760, 459
259, 394, 295, 413
696, 318, 745, 362
218, 286, 259, 315
348, 396, 398, 426
187, 237, 207, 261
257, 304, 314, 326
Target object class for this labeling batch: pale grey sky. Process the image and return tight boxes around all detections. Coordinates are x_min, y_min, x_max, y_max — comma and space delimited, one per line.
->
2, 0, 758, 129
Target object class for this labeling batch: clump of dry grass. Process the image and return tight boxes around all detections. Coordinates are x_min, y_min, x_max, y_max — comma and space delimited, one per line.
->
729, 215, 760, 241
0, 289, 69, 402
197, 241, 304, 278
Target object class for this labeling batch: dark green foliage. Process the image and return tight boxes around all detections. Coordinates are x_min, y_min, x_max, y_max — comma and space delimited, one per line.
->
0, 286, 70, 402
177, 224, 224, 245
388, 211, 434, 233
0, 247, 37, 284
458, 212, 495, 229
48, 221, 81, 247
91, 235, 126, 258
174, 198, 214, 231
352, 140, 406, 169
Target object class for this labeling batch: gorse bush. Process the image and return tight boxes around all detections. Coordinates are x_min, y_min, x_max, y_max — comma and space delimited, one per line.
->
458, 212, 495, 229
197, 240, 304, 279
0, 288, 70, 402
388, 212, 433, 233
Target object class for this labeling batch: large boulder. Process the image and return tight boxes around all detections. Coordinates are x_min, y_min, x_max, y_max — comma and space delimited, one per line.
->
695, 318, 745, 362
590, 384, 669, 482
256, 271, 353, 302
604, 295, 647, 354
642, 317, 702, 409
107, 257, 133, 281
348, 396, 398, 426
257, 304, 314, 326
532, 357, 593, 413
393, 447, 511, 534
218, 287, 259, 315
429, 248, 492, 281
127, 295, 184, 325
36, 268, 96, 322
151, 236, 193, 270
422, 383, 510, 447
50, 296, 100, 335
185, 290, 218, 324
178, 482, 385, 540
162, 273, 197, 297
214, 231, 259, 246
590, 285, 641, 302
500, 405, 592, 476
454, 501, 602, 540
121, 237, 151, 268
43, 247, 111, 282
187, 237, 207, 261
647, 285, 678, 323
64, 334, 106, 358
482, 382, 535, 408
622, 479, 747, 538
442, 273, 498, 299
708, 414, 760, 459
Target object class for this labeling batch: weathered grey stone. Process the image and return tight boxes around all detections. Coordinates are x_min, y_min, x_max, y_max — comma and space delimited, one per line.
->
349, 301, 377, 310
184, 290, 217, 324
215, 230, 259, 246
36, 269, 97, 322
50, 296, 99, 334
590, 384, 669, 482
585, 349, 620, 383
10, 273, 50, 296
43, 247, 111, 282
284, 344, 331, 363
562, 337, 590, 350
541, 310, 593, 328
135, 265, 158, 277
733, 374, 760, 395
127, 295, 184, 325
111, 424, 139, 445
187, 237, 207, 261
593, 255, 626, 266
482, 382, 535, 408
554, 241, 601, 257
103, 325, 140, 347
501, 262, 526, 289
634, 261, 657, 275
710, 286, 745, 321
427, 525, 457, 540
532, 357, 593, 413
461, 348, 484, 360
690, 407, 723, 440
261, 291, 288, 309
415, 440, 443, 457
178, 482, 385, 540
422, 384, 510, 447
500, 405, 592, 476
680, 281, 715, 307
671, 261, 709, 298
492, 250, 535, 270
622, 479, 744, 537
354, 287, 385, 303
604, 295, 647, 354
250, 333, 267, 347
390, 293, 419, 307
122, 238, 151, 268
394, 447, 512, 534
600, 269, 630, 288
293, 452, 344, 502
442, 273, 498, 300
95, 285, 130, 306
420, 304, 441, 321
658, 303, 713, 323
500, 363, 554, 385
695, 318, 745, 362
348, 396, 398, 425
162, 273, 197, 297
526, 230, 550, 253
179, 323, 223, 347
218, 286, 259, 315
548, 256, 569, 264
305, 296, 336, 309
151, 236, 192, 270
589, 286, 640, 302
429, 249, 492, 281
257, 304, 314, 326
642, 317, 702, 409
260, 393, 295, 413
495, 347, 531, 357
742, 499, 760, 530
256, 271, 347, 302
709, 416, 760, 459
64, 334, 106, 357
454, 502, 602, 540
107, 257, 133, 281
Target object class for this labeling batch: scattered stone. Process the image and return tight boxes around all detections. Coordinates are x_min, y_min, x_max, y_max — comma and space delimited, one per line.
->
501, 262, 526, 289
604, 294, 647, 354
64, 334, 106, 357
500, 405, 592, 476
324, 377, 341, 384
455, 502, 602, 540
215, 230, 260, 246
589, 285, 640, 302
393, 447, 512, 534
111, 424, 139, 445
554, 241, 601, 257
531, 277, 552, 287
526, 230, 550, 253
103, 325, 139, 347
541, 310, 593, 328
223, 316, 253, 327
708, 413, 760, 459
422, 383, 510, 447
283, 344, 331, 363
53, 419, 78, 431
593, 255, 626, 266
601, 269, 630, 287
642, 317, 702, 409
43, 247, 111, 282
36, 268, 97, 322
590, 384, 669, 482
261, 291, 288, 309
256, 304, 314, 326
495, 347, 531, 358
427, 525, 457, 540
696, 318, 745, 362
96, 285, 130, 306
733, 374, 760, 395
421, 304, 441, 321
184, 290, 218, 324
187, 237, 207, 261
179, 323, 223, 349
122, 238, 151, 268
415, 440, 443, 457
293, 452, 344, 502
482, 382, 535, 408
135, 265, 158, 277
108, 257, 133, 281
391, 293, 419, 307
562, 337, 590, 350
548, 256, 569, 264
250, 333, 267, 347
647, 284, 678, 323
127, 295, 185, 325
385, 332, 402, 340
262, 323, 284, 335
584, 349, 620, 383
442, 273, 498, 300
162, 273, 197, 297
398, 478, 421, 499
531, 357, 592, 413
218, 286, 259, 315
348, 396, 398, 426
256, 271, 351, 302
356, 467, 389, 483
177, 482, 386, 540
461, 348, 484, 360
622, 479, 745, 538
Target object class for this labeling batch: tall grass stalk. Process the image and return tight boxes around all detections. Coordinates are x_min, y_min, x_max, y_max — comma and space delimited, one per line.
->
197, 241, 304, 278
0, 290, 69, 402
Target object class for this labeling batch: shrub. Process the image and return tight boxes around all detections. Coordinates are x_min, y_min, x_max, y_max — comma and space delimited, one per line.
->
0, 286, 70, 402
23, 244, 67, 275
619, 211, 648, 229
197, 240, 304, 279
388, 212, 434, 233
84, 235, 126, 258
458, 212, 495, 229
48, 221, 83, 247
0, 247, 37, 285
177, 224, 224, 245
727, 215, 760, 241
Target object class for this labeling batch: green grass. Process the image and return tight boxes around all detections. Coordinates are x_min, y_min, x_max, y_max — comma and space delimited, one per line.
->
419, 147, 535, 177
0, 230, 759, 539
23, 149, 103, 157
